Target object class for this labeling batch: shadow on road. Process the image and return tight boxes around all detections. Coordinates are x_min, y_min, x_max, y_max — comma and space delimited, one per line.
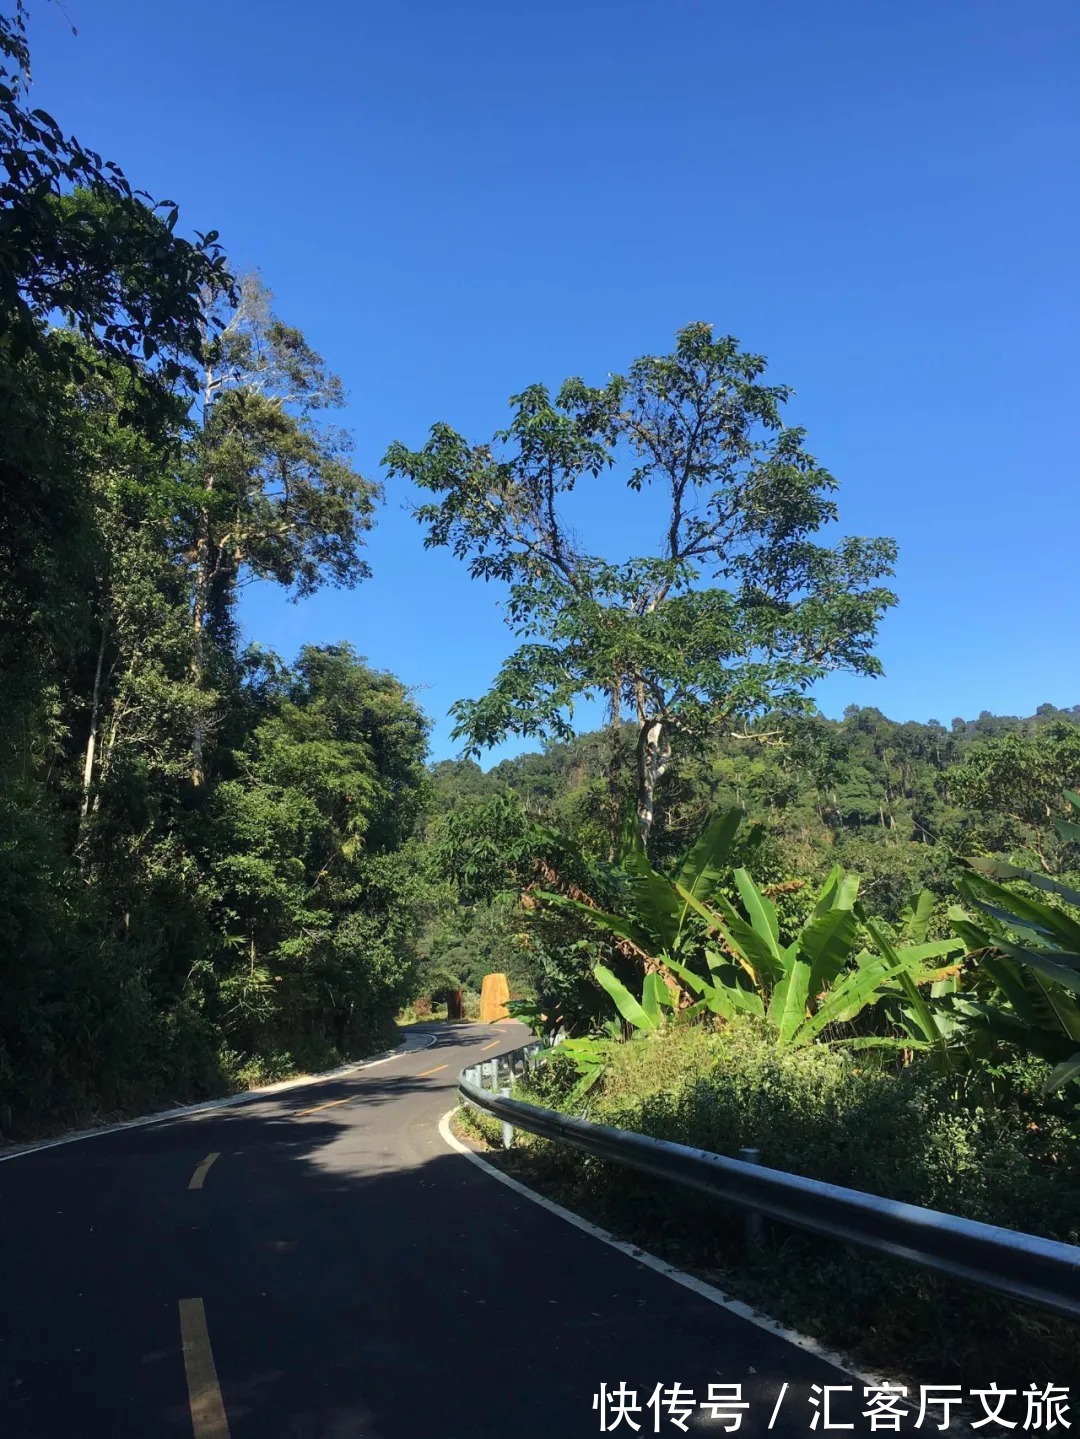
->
0, 1024, 861, 1438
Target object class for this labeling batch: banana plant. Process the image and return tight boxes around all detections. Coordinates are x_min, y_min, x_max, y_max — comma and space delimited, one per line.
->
537, 807, 750, 959
593, 962, 675, 1032
681, 866, 963, 1049
550, 804, 962, 1048
535, 808, 752, 1005
949, 846, 1080, 1094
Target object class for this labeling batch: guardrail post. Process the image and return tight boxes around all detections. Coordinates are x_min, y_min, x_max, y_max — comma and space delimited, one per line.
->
739, 1147, 764, 1248
500, 1086, 513, 1149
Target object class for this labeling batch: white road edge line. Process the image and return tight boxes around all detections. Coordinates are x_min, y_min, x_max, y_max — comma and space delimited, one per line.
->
0, 1032, 440, 1164
437, 1107, 902, 1395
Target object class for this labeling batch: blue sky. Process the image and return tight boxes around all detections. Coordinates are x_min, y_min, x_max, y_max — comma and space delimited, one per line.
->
28, 0, 1079, 762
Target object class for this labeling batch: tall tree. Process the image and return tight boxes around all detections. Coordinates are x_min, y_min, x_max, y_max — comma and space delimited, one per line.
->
0, 8, 426, 1137
206, 645, 432, 1060
385, 323, 897, 848
188, 275, 379, 781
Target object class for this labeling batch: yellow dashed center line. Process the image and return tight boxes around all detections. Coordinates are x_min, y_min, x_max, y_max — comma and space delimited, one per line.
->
187, 1153, 220, 1190
179, 1298, 231, 1438
480, 1039, 500, 1051
417, 1064, 448, 1077
293, 1095, 353, 1118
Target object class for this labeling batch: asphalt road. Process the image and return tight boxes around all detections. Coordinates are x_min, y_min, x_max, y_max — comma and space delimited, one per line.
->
0, 1020, 872, 1438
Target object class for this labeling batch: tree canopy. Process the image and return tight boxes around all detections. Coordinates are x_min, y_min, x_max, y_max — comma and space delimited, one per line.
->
386, 324, 897, 847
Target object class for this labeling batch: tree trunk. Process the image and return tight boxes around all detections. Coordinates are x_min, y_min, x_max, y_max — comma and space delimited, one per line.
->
190, 535, 209, 786
190, 363, 216, 787
605, 675, 622, 861
76, 621, 108, 868
635, 717, 671, 851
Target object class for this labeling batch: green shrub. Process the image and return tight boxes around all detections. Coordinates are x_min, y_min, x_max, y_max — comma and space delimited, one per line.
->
589, 1025, 1080, 1240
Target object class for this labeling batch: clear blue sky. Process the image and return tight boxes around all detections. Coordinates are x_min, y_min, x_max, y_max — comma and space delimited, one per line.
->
29, 0, 1079, 762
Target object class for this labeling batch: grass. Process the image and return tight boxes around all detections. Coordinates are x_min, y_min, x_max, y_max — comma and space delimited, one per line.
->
396, 1006, 450, 1026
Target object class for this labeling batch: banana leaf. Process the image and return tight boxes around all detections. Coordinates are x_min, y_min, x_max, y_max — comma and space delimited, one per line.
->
1030, 970, 1080, 1042
959, 870, 1080, 953
860, 909, 952, 1052
593, 963, 657, 1032
641, 971, 673, 1024
661, 956, 710, 996
986, 937, 1080, 996
811, 864, 844, 917
900, 889, 936, 945
948, 902, 1009, 950
658, 957, 741, 1018
620, 850, 683, 952
979, 954, 1046, 1026
895, 938, 964, 966
733, 867, 782, 962
663, 956, 765, 1017
812, 865, 859, 918
967, 856, 1080, 909
946, 995, 1080, 1064
769, 949, 812, 1045
559, 1037, 608, 1073
800, 904, 861, 995
1044, 1053, 1080, 1094
792, 955, 893, 1043
674, 808, 744, 914
673, 881, 771, 985
535, 890, 654, 955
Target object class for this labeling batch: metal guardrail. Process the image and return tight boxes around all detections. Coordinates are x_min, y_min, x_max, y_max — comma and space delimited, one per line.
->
460, 1041, 1080, 1323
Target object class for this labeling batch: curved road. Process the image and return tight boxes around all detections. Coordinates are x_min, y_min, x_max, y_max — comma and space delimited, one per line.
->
1, 1021, 864, 1437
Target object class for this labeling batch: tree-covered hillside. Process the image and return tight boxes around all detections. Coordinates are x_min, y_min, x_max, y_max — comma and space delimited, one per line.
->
420, 704, 1080, 1004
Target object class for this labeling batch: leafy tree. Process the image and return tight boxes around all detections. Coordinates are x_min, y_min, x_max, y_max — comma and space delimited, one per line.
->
205, 645, 432, 1065
429, 757, 497, 811
0, 6, 231, 390
949, 724, 1080, 874
188, 275, 379, 781
386, 323, 897, 849
0, 14, 419, 1134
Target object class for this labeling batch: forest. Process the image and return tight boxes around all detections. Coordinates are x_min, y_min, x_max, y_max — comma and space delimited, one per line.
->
421, 704, 1080, 1012
0, 9, 432, 1133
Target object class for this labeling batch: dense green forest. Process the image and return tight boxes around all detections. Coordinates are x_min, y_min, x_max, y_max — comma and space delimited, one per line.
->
0, 10, 435, 1135
420, 704, 1080, 1007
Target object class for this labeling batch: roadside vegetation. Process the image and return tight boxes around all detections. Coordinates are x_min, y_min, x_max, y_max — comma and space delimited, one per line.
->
459, 1026, 1079, 1385
443, 787, 1080, 1381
